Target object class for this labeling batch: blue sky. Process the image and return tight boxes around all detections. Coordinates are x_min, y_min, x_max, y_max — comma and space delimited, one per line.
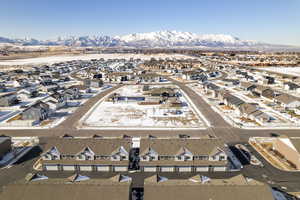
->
0, 0, 299, 45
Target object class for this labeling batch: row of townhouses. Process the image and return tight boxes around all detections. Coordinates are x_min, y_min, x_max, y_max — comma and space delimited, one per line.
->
39, 137, 230, 172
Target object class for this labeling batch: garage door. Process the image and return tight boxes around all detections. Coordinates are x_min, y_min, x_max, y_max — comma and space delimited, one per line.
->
143, 166, 157, 172
45, 165, 59, 171
114, 166, 128, 172
62, 165, 76, 171
97, 166, 110, 172
79, 165, 93, 171
178, 166, 192, 172
160, 166, 174, 172
195, 166, 209, 172
213, 166, 226, 172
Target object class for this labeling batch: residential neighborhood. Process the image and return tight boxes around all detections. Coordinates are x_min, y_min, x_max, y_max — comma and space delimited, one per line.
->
0, 51, 299, 200
1, 1, 300, 198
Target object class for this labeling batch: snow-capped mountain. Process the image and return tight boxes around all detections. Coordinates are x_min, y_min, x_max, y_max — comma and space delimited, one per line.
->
0, 31, 286, 49
116, 31, 260, 47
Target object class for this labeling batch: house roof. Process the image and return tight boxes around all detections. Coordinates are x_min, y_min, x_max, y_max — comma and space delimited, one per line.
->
23, 101, 50, 112
69, 85, 88, 90
182, 70, 200, 75
255, 112, 271, 121
285, 82, 300, 89
41, 138, 131, 155
223, 93, 245, 106
0, 175, 131, 200
261, 89, 275, 99
248, 109, 261, 116
205, 83, 220, 90
238, 103, 258, 115
42, 159, 129, 166
140, 138, 225, 156
140, 160, 227, 166
222, 78, 239, 83
148, 87, 176, 95
275, 93, 300, 105
144, 175, 275, 200
290, 138, 300, 153
240, 82, 256, 89
255, 85, 269, 93
137, 73, 159, 78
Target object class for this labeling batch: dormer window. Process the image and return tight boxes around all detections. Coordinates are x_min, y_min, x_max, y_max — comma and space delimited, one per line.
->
44, 146, 60, 160
150, 156, 156, 160
176, 147, 193, 161
111, 146, 128, 161
77, 147, 95, 160
210, 147, 227, 162
194, 155, 208, 160
143, 147, 158, 161
43, 154, 49, 160
118, 146, 128, 157
220, 155, 226, 161
112, 155, 119, 160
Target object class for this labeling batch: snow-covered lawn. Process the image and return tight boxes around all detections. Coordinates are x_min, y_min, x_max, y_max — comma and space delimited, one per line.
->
85, 102, 201, 128
83, 85, 206, 129
257, 66, 300, 77
0, 53, 197, 66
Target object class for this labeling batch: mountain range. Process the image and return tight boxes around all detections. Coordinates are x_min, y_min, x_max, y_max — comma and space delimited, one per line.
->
0, 31, 294, 49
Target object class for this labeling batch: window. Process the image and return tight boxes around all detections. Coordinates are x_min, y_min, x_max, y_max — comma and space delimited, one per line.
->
52, 155, 59, 160
194, 155, 208, 160
112, 155, 119, 160
96, 155, 109, 160
159, 156, 167, 160
150, 156, 157, 160
61, 155, 74, 159
220, 156, 226, 160
77, 154, 84, 160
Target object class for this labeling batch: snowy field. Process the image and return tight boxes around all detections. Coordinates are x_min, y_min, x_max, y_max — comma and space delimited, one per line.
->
258, 66, 300, 77
83, 85, 206, 129
0, 53, 197, 66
